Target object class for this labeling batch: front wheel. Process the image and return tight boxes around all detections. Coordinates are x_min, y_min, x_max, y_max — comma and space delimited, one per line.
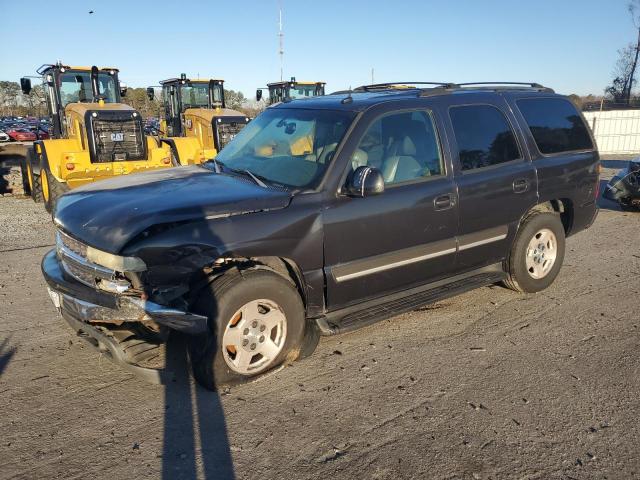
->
503, 212, 566, 293
189, 268, 315, 390
42, 167, 68, 214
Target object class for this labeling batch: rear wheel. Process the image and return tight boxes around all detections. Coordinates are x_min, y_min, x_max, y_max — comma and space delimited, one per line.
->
503, 212, 565, 293
188, 268, 316, 390
19, 156, 31, 196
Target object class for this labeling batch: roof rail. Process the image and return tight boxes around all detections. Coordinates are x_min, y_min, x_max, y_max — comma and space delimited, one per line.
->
354, 81, 456, 92
456, 82, 554, 92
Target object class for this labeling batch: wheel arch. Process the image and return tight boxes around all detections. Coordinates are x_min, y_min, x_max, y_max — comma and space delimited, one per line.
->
520, 199, 574, 236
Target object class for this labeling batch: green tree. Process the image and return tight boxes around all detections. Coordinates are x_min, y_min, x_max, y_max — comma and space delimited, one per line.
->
0, 81, 21, 116
224, 89, 246, 110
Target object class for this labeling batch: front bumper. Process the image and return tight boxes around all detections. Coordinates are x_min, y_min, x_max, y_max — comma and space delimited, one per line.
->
42, 249, 208, 334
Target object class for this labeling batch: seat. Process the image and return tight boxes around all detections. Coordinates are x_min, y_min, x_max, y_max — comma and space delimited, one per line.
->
382, 135, 425, 183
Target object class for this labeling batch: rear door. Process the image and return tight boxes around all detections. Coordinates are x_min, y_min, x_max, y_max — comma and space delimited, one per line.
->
443, 95, 538, 271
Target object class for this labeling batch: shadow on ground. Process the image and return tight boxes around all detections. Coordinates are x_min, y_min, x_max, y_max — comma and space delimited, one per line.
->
0, 337, 16, 378
162, 333, 235, 480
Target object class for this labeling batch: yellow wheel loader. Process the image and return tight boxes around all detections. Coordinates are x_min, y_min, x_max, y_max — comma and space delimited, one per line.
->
148, 75, 250, 166
256, 77, 325, 105
20, 63, 173, 213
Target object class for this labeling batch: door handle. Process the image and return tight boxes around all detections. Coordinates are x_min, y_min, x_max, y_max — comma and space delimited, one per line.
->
513, 178, 529, 193
434, 194, 454, 210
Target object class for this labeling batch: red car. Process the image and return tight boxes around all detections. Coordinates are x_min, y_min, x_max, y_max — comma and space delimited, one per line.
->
36, 128, 50, 140
7, 129, 37, 142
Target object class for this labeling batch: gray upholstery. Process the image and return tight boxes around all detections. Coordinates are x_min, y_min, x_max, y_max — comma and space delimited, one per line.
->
382, 134, 427, 183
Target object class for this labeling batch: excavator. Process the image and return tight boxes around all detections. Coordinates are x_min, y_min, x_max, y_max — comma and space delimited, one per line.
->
256, 78, 325, 105
20, 62, 173, 212
149, 74, 250, 165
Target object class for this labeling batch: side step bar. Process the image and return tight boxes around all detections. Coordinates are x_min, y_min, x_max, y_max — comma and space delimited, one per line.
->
316, 264, 506, 335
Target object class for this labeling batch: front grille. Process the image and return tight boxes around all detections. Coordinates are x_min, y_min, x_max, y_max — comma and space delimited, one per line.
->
91, 117, 146, 163
214, 117, 249, 151
56, 230, 115, 287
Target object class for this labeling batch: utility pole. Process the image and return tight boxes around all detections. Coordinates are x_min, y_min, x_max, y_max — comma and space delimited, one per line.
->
278, 3, 284, 82
371, 68, 374, 85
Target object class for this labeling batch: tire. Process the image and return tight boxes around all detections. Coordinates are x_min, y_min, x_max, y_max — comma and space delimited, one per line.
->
503, 212, 566, 293
42, 166, 69, 214
19, 156, 31, 196
188, 268, 309, 390
25, 149, 43, 202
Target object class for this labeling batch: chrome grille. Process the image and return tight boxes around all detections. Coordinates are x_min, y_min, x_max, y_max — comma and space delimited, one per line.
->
92, 118, 145, 162
56, 230, 114, 287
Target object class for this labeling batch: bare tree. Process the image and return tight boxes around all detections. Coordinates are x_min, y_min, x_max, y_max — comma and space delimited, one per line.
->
626, 0, 640, 103
606, 1, 640, 104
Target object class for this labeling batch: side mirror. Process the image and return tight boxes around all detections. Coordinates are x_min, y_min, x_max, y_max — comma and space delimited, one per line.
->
256, 89, 262, 101
146, 87, 155, 101
344, 166, 384, 197
20, 78, 32, 95
120, 82, 128, 98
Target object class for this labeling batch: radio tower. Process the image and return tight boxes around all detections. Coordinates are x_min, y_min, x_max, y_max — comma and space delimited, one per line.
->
278, 3, 284, 81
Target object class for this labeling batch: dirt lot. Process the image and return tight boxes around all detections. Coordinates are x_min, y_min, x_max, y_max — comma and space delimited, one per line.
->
0, 160, 639, 480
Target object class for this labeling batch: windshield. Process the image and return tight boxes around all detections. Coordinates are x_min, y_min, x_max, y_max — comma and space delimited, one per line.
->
289, 84, 322, 99
58, 71, 118, 106
181, 83, 210, 109
214, 108, 355, 189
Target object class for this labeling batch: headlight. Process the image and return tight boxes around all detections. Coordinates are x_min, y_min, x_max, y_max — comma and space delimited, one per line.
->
86, 246, 147, 272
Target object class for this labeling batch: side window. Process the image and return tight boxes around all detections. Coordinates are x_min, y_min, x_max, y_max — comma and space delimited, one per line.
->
450, 105, 521, 171
516, 98, 593, 154
350, 110, 443, 185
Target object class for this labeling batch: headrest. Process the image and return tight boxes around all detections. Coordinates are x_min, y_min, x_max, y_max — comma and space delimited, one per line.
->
399, 135, 417, 156
351, 148, 369, 169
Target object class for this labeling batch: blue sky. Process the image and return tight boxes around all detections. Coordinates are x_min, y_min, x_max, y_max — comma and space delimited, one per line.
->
0, 0, 634, 97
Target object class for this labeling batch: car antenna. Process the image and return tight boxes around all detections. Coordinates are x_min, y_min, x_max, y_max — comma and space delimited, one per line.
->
342, 86, 353, 104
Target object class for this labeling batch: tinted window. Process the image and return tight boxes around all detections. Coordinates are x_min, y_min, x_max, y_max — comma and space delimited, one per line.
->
350, 110, 443, 185
450, 105, 520, 171
517, 98, 593, 154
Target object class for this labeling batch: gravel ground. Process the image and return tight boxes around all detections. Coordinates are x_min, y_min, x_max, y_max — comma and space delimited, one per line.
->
0, 161, 639, 480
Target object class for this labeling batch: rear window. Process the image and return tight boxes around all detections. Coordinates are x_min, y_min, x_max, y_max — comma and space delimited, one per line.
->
516, 98, 593, 155
449, 105, 521, 171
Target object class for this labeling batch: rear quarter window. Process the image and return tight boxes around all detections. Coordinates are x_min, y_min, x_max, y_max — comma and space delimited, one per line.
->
516, 98, 593, 155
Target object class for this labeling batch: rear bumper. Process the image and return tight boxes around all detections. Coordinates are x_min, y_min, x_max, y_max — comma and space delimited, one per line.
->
41, 249, 208, 334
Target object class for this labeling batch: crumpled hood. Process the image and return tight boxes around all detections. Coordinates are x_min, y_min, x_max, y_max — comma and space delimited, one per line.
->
54, 166, 291, 253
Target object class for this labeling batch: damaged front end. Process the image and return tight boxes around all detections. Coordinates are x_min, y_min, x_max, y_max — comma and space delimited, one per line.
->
603, 159, 640, 210
42, 230, 209, 383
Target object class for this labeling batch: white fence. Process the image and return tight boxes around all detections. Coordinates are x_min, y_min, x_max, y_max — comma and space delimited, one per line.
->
582, 109, 640, 155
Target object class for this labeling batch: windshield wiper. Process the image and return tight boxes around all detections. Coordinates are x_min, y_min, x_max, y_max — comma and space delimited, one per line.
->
242, 169, 268, 188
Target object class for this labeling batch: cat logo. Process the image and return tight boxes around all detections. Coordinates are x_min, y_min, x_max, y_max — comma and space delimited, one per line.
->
185, 119, 193, 129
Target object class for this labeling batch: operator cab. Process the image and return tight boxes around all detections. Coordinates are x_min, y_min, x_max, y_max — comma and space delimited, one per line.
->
20, 63, 127, 138
256, 77, 325, 105
152, 74, 225, 137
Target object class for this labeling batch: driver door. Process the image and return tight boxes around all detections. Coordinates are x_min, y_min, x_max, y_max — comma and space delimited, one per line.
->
322, 108, 459, 310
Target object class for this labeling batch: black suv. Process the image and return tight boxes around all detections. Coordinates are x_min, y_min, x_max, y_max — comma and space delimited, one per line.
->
42, 82, 599, 389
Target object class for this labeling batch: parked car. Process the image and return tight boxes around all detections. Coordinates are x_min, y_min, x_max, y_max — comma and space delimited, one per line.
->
7, 128, 37, 142
0, 130, 9, 142
42, 82, 600, 389
36, 128, 50, 140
